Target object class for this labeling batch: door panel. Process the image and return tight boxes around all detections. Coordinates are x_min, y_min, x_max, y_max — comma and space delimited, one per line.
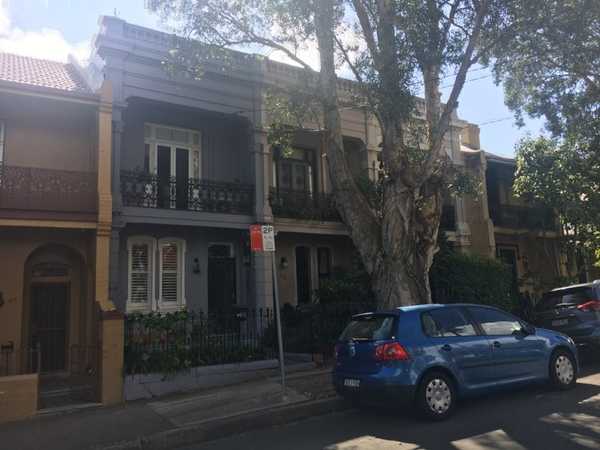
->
208, 258, 236, 313
295, 246, 311, 304
175, 148, 189, 210
467, 306, 546, 382
31, 284, 69, 372
157, 145, 171, 208
422, 308, 493, 389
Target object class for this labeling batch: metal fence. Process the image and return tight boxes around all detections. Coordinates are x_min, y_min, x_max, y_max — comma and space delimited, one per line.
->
124, 304, 374, 375
124, 309, 276, 375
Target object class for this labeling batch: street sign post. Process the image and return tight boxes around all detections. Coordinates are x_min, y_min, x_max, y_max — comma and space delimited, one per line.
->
250, 224, 285, 393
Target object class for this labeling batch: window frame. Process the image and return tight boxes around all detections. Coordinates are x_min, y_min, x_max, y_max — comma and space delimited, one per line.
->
144, 123, 201, 179
420, 307, 480, 338
126, 236, 156, 313
465, 306, 524, 337
158, 237, 186, 311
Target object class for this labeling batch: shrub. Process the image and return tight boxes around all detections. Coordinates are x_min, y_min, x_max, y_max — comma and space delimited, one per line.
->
430, 234, 519, 313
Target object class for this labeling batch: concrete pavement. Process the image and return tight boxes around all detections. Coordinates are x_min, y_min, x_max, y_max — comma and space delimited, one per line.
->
186, 362, 600, 450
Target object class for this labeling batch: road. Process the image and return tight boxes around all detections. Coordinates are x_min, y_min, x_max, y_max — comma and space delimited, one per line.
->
186, 359, 600, 450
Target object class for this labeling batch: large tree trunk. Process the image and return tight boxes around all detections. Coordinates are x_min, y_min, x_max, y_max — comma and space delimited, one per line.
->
315, 0, 441, 307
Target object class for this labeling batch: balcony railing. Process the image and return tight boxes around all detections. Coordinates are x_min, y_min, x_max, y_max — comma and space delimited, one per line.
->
0, 164, 97, 214
489, 204, 556, 231
121, 171, 254, 215
269, 188, 341, 222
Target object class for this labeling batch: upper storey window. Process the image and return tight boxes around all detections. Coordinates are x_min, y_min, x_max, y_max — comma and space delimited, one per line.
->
273, 147, 314, 193
143, 123, 201, 180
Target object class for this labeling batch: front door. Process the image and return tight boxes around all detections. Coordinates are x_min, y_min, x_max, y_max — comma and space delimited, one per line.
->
208, 245, 237, 313
30, 283, 69, 373
295, 246, 312, 304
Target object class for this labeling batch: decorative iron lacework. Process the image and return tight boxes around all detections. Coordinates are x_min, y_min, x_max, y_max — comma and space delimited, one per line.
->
121, 170, 254, 215
0, 163, 96, 213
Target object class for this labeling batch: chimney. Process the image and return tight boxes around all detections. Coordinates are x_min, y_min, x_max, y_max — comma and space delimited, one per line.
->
461, 123, 480, 150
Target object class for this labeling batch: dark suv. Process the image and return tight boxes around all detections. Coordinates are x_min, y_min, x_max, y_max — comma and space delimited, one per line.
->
534, 281, 600, 348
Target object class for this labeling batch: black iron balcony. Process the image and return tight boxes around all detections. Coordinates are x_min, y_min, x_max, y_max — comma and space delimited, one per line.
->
489, 204, 556, 231
269, 188, 341, 222
121, 171, 254, 215
0, 163, 97, 214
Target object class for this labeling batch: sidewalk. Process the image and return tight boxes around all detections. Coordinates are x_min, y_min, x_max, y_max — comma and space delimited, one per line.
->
0, 366, 345, 450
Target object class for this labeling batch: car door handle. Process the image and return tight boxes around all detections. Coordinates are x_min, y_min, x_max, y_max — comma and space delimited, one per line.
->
441, 344, 452, 352
493, 341, 502, 348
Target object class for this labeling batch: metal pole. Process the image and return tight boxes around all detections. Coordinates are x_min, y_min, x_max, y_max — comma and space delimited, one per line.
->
271, 252, 286, 394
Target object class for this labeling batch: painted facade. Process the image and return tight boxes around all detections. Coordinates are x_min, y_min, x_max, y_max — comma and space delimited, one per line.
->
0, 53, 120, 422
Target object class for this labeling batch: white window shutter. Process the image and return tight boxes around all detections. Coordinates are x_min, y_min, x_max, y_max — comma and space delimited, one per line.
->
160, 242, 180, 304
128, 239, 154, 311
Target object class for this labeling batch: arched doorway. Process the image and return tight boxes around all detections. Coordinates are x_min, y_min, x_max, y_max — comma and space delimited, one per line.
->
22, 244, 88, 374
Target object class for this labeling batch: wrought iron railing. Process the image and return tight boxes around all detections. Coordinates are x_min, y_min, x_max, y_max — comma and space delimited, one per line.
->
489, 204, 556, 231
0, 164, 97, 214
0, 343, 41, 377
120, 171, 254, 215
124, 308, 276, 375
269, 188, 341, 222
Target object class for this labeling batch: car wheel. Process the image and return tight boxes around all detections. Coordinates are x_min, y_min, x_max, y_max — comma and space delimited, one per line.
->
550, 349, 577, 390
416, 371, 456, 420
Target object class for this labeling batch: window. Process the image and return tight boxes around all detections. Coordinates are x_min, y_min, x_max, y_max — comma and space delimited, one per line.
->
0, 120, 4, 163
208, 243, 234, 259
467, 307, 522, 336
144, 123, 201, 179
274, 147, 314, 193
536, 287, 596, 312
422, 308, 477, 337
127, 237, 155, 312
339, 315, 396, 341
159, 239, 186, 308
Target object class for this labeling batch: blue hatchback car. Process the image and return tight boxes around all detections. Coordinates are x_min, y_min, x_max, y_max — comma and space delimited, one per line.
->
333, 304, 578, 420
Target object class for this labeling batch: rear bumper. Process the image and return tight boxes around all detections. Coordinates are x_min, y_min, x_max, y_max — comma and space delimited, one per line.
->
332, 374, 416, 407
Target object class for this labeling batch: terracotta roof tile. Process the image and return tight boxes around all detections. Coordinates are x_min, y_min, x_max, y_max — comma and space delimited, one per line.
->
0, 52, 92, 94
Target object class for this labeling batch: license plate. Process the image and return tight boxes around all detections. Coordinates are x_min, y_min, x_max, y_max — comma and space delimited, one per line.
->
552, 319, 568, 327
344, 378, 360, 388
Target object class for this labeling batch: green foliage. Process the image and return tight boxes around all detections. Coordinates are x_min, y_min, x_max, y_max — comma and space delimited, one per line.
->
430, 235, 519, 312
314, 255, 376, 306
124, 311, 272, 376
513, 136, 600, 265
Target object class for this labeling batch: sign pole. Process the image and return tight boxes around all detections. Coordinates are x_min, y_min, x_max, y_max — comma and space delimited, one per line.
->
251, 223, 285, 394
271, 251, 286, 395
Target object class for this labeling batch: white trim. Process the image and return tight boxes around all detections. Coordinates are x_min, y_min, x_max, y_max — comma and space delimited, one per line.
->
158, 237, 187, 311
144, 123, 201, 179
126, 235, 156, 313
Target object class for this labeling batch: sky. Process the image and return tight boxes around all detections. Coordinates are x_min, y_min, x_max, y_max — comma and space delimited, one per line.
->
0, 0, 546, 157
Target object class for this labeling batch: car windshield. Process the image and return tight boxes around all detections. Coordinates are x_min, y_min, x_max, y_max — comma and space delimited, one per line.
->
339, 315, 395, 342
536, 287, 596, 312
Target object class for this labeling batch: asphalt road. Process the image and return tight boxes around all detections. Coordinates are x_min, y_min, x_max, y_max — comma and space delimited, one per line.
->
187, 358, 600, 450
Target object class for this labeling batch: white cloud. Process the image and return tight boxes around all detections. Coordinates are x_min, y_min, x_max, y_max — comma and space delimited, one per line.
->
0, 0, 90, 64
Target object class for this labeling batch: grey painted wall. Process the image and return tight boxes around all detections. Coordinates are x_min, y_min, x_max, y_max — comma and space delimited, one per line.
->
121, 99, 253, 184
115, 223, 250, 313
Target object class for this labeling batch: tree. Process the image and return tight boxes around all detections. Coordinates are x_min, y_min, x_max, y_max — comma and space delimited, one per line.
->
147, 0, 512, 307
513, 136, 600, 271
491, 0, 600, 270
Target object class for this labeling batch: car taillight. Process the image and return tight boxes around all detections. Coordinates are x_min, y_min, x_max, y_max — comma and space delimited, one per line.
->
577, 300, 600, 312
374, 342, 410, 361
